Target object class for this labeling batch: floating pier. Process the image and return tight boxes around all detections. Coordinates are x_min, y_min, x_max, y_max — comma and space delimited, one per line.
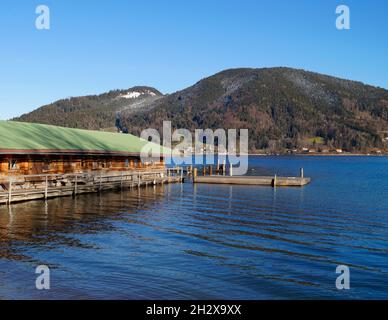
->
191, 166, 311, 187
193, 175, 311, 187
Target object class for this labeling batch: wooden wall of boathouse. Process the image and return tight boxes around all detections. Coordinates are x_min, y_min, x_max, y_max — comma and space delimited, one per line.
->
0, 154, 165, 176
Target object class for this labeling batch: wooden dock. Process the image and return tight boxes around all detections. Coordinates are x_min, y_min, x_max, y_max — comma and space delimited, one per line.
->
190, 165, 311, 187
193, 175, 311, 187
0, 169, 184, 205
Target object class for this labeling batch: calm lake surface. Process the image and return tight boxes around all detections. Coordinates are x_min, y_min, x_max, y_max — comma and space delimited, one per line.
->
0, 156, 387, 300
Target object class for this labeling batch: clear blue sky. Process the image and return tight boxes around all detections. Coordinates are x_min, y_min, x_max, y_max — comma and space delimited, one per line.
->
1, 0, 387, 120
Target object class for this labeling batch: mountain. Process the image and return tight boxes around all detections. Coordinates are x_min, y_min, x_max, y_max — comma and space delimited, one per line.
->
15, 86, 163, 131
14, 68, 388, 152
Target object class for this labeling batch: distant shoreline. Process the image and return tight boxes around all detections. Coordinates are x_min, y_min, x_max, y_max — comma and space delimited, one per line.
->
189, 153, 388, 157
247, 153, 388, 157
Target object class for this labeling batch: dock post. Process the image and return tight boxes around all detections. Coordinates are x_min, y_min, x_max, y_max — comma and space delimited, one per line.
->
8, 178, 12, 205
181, 167, 184, 181
121, 172, 124, 190
99, 173, 102, 192
74, 174, 78, 196
45, 175, 48, 200
230, 164, 233, 177
209, 165, 213, 176
138, 172, 141, 187
273, 174, 277, 187
193, 168, 198, 182
223, 160, 226, 176
300, 168, 304, 178
202, 166, 206, 176
216, 159, 220, 173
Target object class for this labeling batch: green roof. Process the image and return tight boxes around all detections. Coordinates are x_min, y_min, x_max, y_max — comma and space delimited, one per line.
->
0, 121, 171, 156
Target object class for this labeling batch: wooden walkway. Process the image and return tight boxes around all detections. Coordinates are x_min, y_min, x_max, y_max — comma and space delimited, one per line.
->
0, 169, 183, 205
0, 165, 311, 205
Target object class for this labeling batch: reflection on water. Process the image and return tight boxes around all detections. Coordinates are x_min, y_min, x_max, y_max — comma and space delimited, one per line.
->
0, 187, 166, 262
0, 156, 388, 299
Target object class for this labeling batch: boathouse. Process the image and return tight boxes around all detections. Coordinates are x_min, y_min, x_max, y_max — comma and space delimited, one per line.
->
0, 121, 181, 205
0, 121, 167, 176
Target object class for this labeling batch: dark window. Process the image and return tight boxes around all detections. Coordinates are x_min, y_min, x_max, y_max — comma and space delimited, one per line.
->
8, 160, 18, 170
43, 160, 51, 171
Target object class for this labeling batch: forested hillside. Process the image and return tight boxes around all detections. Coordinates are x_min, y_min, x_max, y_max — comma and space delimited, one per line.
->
15, 68, 388, 152
15, 87, 162, 131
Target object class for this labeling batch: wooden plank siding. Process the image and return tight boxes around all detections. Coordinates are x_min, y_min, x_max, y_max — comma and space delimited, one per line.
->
0, 154, 165, 176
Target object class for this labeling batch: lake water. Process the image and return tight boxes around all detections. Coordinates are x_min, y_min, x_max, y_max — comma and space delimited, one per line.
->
0, 156, 387, 300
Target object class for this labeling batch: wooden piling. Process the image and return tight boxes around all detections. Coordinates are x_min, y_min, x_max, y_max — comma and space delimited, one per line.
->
300, 168, 304, 178
193, 168, 198, 181
45, 175, 48, 200
8, 178, 12, 205
74, 174, 78, 196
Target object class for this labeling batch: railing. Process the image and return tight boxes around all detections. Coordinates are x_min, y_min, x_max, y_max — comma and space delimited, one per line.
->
0, 169, 184, 205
